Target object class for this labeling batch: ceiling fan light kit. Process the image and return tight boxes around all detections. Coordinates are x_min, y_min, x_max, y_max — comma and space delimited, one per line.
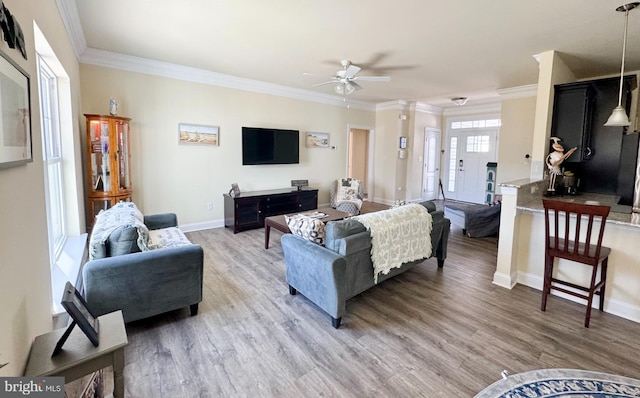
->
308, 59, 391, 96
604, 2, 639, 127
335, 82, 355, 95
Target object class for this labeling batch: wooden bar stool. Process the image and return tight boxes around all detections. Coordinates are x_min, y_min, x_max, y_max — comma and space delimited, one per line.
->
541, 199, 611, 328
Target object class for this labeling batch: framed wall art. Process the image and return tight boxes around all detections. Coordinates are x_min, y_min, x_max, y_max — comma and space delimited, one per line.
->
179, 123, 219, 146
305, 132, 329, 148
0, 49, 31, 169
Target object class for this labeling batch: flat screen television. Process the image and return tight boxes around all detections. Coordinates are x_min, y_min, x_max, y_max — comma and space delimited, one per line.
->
242, 127, 299, 165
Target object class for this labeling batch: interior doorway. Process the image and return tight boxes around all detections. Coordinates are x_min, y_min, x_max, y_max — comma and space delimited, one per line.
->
348, 127, 374, 200
422, 128, 442, 201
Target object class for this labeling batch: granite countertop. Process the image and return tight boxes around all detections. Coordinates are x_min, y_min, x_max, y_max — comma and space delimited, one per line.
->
516, 193, 640, 228
499, 179, 640, 227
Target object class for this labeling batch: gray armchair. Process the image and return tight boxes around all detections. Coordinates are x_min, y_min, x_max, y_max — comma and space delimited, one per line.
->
82, 213, 204, 323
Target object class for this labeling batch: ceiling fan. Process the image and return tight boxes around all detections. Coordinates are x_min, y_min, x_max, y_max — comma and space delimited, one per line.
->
308, 60, 391, 95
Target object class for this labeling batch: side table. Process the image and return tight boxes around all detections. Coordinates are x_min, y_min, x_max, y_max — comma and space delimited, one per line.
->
24, 310, 128, 398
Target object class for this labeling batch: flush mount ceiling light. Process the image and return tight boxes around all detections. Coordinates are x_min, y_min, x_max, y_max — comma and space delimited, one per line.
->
451, 97, 468, 106
605, 2, 640, 127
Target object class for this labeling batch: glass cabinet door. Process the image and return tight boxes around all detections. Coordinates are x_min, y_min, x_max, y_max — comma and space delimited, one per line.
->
89, 119, 112, 193
116, 120, 131, 190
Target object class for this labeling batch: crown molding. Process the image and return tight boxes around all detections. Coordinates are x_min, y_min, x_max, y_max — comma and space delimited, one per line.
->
375, 100, 411, 112
497, 84, 538, 99
411, 102, 444, 115
80, 48, 377, 111
56, 0, 87, 58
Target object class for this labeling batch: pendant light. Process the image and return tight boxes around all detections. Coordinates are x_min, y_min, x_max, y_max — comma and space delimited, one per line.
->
605, 2, 639, 127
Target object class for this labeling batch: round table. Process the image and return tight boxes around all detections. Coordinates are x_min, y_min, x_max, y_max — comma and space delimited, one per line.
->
475, 369, 640, 397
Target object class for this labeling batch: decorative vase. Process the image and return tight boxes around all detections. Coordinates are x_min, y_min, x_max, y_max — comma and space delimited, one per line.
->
109, 98, 118, 116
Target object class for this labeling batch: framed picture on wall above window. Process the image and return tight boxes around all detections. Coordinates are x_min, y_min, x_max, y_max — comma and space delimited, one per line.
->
178, 123, 219, 146
0, 49, 32, 169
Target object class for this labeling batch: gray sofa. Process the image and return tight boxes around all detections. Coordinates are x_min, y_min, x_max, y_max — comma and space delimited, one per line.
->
281, 201, 450, 328
82, 212, 204, 323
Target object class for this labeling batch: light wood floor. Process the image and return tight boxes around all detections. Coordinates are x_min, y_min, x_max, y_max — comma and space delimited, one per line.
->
121, 204, 640, 397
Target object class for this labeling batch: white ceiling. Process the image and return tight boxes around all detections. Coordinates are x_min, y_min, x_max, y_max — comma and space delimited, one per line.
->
68, 0, 640, 107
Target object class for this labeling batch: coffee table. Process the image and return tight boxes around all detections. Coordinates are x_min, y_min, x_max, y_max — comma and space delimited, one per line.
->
264, 207, 349, 249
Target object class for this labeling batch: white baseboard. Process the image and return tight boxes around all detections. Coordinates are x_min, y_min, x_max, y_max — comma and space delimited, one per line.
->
180, 219, 225, 232
373, 197, 394, 206
517, 270, 640, 324
492, 271, 517, 289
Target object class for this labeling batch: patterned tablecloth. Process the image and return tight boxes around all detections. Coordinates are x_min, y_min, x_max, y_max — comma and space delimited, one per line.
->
475, 369, 640, 398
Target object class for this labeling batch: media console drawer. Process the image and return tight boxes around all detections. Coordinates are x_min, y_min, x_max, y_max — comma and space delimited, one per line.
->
224, 188, 318, 233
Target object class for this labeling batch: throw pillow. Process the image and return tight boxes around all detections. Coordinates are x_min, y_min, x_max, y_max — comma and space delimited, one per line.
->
147, 227, 192, 250
337, 178, 360, 201
285, 214, 325, 246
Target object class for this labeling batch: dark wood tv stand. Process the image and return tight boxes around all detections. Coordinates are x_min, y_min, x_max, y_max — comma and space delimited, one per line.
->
223, 187, 318, 233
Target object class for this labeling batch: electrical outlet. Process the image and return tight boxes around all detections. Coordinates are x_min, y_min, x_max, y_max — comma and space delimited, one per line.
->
207, 202, 213, 210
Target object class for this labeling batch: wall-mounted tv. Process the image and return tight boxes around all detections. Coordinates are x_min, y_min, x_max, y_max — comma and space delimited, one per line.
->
242, 127, 299, 165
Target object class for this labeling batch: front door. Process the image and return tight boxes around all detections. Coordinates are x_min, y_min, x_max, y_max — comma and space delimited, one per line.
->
445, 128, 497, 203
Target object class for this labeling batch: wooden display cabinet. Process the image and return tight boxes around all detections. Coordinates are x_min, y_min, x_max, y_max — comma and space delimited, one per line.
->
85, 114, 132, 228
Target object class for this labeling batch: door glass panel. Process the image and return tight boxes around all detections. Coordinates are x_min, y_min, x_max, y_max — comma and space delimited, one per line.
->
117, 121, 131, 190
89, 120, 111, 192
448, 137, 458, 192
466, 135, 490, 152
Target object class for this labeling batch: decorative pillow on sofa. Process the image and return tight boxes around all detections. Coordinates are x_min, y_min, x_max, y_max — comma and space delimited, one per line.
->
285, 214, 325, 246
148, 227, 192, 250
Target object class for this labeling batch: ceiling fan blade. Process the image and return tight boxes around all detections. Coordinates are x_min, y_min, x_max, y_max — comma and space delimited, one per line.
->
351, 82, 364, 91
345, 64, 361, 78
313, 80, 338, 87
354, 76, 391, 83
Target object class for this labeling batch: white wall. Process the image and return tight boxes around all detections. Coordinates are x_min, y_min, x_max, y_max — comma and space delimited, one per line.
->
0, 0, 82, 375
79, 65, 375, 225
497, 96, 537, 189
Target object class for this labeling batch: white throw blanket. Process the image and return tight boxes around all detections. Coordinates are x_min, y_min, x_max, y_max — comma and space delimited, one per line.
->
353, 203, 433, 283
89, 202, 149, 260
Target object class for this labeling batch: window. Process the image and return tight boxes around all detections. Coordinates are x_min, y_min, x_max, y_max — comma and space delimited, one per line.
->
451, 119, 501, 129
447, 137, 458, 192
466, 135, 490, 153
35, 21, 86, 315
38, 55, 66, 261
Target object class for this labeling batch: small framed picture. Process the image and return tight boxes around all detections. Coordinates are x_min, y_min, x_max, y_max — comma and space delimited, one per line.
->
399, 136, 407, 149
58, 282, 99, 350
179, 123, 219, 146
306, 132, 330, 148
229, 183, 241, 197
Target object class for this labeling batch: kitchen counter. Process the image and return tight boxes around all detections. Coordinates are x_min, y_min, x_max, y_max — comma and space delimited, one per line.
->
504, 179, 640, 228
494, 178, 640, 325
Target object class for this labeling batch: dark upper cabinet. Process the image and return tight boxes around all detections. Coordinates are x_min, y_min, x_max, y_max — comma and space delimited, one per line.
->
551, 75, 638, 203
551, 82, 594, 162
